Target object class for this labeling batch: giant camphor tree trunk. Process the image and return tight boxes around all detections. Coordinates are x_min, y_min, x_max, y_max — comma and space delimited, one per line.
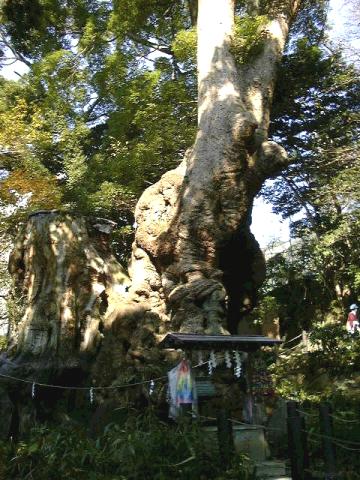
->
3, 0, 301, 382
127, 0, 298, 340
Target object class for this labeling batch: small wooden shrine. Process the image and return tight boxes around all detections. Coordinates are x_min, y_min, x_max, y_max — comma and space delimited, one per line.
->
160, 333, 283, 466
160, 333, 282, 424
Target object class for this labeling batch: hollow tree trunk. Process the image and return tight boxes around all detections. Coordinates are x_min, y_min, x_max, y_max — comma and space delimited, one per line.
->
128, 0, 298, 338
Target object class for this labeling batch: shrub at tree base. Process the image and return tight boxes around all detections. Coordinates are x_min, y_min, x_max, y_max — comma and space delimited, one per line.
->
0, 413, 252, 480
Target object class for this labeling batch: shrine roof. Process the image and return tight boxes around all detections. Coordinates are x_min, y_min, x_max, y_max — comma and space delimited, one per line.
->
159, 333, 282, 351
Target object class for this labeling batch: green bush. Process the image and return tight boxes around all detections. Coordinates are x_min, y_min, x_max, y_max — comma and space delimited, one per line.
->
270, 323, 360, 402
0, 412, 251, 480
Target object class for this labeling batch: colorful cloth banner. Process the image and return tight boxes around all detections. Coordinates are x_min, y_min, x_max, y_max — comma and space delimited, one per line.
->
168, 359, 197, 419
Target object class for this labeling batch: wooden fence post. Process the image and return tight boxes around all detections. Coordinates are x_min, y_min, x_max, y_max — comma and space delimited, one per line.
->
301, 413, 311, 479
287, 401, 311, 480
319, 403, 337, 480
217, 409, 234, 469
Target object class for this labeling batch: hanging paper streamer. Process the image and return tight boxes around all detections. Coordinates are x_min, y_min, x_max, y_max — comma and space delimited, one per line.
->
209, 350, 217, 368
207, 350, 217, 375
233, 350, 242, 378
31, 382, 36, 399
89, 387, 94, 405
167, 359, 198, 419
149, 380, 155, 395
224, 350, 232, 368
198, 350, 204, 365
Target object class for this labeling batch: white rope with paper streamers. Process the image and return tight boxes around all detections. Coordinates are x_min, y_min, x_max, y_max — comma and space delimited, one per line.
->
210, 350, 217, 368
149, 380, 155, 395
208, 350, 218, 375
0, 372, 168, 391
224, 350, 232, 368
0, 358, 220, 402
89, 387, 95, 405
233, 350, 242, 378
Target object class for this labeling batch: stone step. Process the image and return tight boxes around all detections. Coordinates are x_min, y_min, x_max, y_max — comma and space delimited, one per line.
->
254, 460, 287, 479
255, 475, 291, 480
256, 477, 291, 480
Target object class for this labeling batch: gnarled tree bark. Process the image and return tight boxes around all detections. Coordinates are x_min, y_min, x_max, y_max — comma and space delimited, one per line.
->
6, 211, 129, 366
127, 0, 296, 342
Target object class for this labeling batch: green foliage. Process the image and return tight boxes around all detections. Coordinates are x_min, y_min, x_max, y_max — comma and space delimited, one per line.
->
172, 28, 197, 64
262, 30, 360, 310
0, 0, 196, 256
255, 295, 280, 318
1, 168, 62, 207
271, 323, 360, 402
0, 336, 7, 351
0, 414, 252, 480
246, 295, 281, 330
1, 0, 68, 58
232, 15, 268, 64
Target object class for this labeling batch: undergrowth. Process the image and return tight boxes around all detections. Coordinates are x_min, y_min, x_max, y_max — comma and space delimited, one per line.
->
0, 411, 252, 480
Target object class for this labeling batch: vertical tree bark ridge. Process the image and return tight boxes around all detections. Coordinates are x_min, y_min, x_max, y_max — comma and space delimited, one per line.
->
239, 17, 289, 142
130, 0, 299, 336
7, 212, 129, 364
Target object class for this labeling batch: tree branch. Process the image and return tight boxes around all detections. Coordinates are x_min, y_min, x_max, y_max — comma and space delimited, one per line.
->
127, 33, 173, 56
0, 29, 32, 68
83, 97, 102, 121
186, 0, 198, 26
280, 173, 320, 232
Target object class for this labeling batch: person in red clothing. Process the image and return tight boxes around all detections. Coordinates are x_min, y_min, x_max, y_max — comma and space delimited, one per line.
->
346, 304, 359, 334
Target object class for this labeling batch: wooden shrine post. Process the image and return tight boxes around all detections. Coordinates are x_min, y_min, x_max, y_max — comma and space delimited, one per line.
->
287, 401, 311, 480
245, 352, 255, 424
217, 408, 235, 468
